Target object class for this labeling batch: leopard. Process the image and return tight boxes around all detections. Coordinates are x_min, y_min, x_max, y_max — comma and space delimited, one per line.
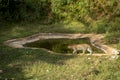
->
68, 44, 93, 54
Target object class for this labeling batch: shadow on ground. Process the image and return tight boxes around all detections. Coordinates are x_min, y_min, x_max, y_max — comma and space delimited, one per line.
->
0, 47, 75, 80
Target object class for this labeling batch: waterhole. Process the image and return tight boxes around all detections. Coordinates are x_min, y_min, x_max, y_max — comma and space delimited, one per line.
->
24, 38, 102, 54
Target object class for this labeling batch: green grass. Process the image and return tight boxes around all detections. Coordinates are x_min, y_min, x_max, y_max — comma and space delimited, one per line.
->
0, 22, 120, 80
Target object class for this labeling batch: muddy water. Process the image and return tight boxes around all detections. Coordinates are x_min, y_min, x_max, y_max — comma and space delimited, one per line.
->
24, 38, 102, 54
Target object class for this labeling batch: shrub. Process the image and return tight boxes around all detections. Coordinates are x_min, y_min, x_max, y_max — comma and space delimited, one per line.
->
104, 18, 120, 44
0, 0, 51, 22
105, 32, 120, 44
88, 19, 108, 33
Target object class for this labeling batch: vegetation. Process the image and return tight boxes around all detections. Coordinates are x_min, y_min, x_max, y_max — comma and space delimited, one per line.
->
0, 0, 120, 80
0, 0, 120, 43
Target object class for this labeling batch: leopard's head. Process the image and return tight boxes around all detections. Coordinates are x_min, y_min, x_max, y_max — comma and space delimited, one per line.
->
68, 45, 72, 49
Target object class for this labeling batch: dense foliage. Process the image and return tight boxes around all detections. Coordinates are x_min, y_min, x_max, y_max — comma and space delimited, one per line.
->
0, 0, 51, 22
51, 0, 120, 23
0, 0, 120, 22
0, 0, 120, 43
